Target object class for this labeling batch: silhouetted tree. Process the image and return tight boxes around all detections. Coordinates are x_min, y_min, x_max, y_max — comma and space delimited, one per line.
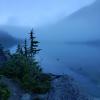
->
0, 44, 7, 64
24, 39, 28, 57
29, 29, 40, 57
0, 44, 4, 55
16, 42, 23, 55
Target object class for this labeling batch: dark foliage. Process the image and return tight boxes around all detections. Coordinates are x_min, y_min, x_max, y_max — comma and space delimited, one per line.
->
29, 29, 40, 57
0, 83, 10, 100
0, 29, 51, 94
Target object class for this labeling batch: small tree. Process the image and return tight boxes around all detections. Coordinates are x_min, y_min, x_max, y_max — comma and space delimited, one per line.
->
0, 44, 7, 66
0, 44, 4, 55
29, 29, 40, 58
16, 42, 23, 55
0, 30, 51, 94
24, 39, 28, 57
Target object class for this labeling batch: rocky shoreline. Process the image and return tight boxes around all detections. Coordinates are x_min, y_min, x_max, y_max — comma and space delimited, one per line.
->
0, 74, 91, 100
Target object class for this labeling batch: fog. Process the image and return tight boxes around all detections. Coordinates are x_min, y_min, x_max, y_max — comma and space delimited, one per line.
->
1, 0, 100, 98
0, 0, 95, 27
0, 0, 96, 41
35, 0, 99, 42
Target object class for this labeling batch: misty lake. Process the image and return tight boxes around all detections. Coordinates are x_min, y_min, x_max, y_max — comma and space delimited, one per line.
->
11, 42, 100, 98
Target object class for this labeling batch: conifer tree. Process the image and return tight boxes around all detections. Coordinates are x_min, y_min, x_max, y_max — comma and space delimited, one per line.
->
16, 42, 23, 55
0, 44, 4, 55
16, 42, 21, 54
20, 47, 23, 55
29, 29, 40, 57
24, 39, 28, 57
0, 43, 7, 63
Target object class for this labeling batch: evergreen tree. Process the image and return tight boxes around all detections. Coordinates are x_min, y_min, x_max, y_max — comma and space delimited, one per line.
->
16, 42, 23, 55
0, 44, 4, 55
29, 29, 40, 57
24, 39, 28, 57
0, 43, 7, 64
16, 43, 21, 53
20, 48, 23, 55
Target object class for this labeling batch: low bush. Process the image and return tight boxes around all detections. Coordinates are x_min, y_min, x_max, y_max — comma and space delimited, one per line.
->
0, 83, 10, 100
0, 29, 51, 94
0, 54, 51, 94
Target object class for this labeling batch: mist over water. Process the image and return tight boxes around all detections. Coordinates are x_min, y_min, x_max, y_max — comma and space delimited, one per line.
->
1, 0, 100, 98
11, 41, 100, 97
36, 42, 100, 97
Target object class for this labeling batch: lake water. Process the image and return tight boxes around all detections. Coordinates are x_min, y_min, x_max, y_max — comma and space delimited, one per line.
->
38, 42, 100, 98
11, 42, 100, 98
38, 43, 100, 76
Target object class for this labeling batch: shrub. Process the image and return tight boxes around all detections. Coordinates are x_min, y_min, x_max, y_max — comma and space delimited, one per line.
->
0, 29, 51, 94
0, 54, 51, 94
0, 83, 10, 100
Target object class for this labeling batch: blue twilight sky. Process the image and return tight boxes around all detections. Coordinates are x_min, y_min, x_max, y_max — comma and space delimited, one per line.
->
0, 0, 95, 27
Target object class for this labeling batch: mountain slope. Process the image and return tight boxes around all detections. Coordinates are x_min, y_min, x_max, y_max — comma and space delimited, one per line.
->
0, 0, 99, 43
0, 31, 17, 48
37, 0, 100, 42
0, 25, 30, 39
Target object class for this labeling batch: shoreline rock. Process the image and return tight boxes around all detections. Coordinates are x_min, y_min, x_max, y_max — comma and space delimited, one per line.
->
0, 74, 92, 100
46, 75, 90, 100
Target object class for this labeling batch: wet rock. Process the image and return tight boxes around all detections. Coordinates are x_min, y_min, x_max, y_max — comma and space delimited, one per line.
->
0, 75, 91, 100
46, 75, 89, 100
21, 93, 31, 100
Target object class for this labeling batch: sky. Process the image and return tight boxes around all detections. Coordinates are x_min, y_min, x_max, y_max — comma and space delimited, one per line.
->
0, 0, 95, 27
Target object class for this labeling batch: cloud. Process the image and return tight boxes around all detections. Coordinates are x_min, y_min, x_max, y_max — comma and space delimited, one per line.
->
0, 0, 95, 27
6, 17, 19, 26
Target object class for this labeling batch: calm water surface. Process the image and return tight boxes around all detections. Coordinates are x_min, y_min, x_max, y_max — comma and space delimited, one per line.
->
11, 43, 100, 97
